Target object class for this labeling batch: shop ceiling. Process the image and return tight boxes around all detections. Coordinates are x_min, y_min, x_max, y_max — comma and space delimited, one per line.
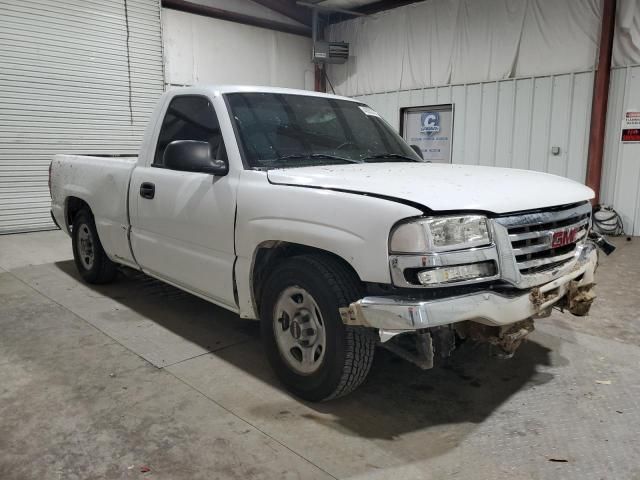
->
160, 0, 427, 36
257, 0, 426, 25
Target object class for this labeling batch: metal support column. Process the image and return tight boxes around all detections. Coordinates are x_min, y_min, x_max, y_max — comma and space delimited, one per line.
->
586, 0, 617, 204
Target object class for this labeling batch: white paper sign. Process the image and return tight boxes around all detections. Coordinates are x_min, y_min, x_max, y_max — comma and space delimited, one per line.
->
359, 105, 381, 117
402, 106, 453, 163
621, 110, 640, 142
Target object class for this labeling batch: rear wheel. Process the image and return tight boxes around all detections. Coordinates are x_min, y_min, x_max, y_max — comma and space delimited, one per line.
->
261, 255, 376, 401
71, 209, 117, 284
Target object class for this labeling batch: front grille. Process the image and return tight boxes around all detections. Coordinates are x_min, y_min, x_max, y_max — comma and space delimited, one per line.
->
496, 203, 591, 276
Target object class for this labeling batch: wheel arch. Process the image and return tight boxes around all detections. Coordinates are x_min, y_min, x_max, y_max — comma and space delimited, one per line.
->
65, 196, 92, 232
250, 241, 363, 318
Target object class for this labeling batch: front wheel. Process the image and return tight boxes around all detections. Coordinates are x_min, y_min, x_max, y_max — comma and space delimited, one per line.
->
260, 255, 376, 401
71, 209, 117, 284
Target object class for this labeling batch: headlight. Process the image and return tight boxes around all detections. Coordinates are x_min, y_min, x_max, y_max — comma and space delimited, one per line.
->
390, 215, 491, 253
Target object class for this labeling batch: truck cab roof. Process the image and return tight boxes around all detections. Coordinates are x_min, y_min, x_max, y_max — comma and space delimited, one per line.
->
170, 84, 358, 103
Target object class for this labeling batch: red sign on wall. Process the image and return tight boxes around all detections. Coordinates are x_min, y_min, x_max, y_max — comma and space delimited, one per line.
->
622, 128, 640, 142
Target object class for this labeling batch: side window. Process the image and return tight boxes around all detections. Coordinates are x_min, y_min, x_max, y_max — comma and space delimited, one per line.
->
153, 96, 226, 168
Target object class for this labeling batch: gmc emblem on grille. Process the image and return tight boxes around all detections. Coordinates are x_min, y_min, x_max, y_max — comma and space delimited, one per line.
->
551, 227, 578, 248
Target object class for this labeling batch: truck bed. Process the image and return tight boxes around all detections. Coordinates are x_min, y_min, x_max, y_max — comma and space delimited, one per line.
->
50, 154, 138, 266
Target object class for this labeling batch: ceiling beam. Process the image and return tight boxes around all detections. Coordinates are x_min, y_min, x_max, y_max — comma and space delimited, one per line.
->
297, 1, 367, 16
326, 0, 427, 24
162, 0, 311, 37
355, 0, 426, 15
251, 0, 312, 26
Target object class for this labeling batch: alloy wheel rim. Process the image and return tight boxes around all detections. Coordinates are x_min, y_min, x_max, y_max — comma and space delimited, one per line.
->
273, 286, 326, 375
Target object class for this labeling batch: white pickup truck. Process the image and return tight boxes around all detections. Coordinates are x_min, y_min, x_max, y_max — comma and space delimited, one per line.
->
50, 85, 609, 401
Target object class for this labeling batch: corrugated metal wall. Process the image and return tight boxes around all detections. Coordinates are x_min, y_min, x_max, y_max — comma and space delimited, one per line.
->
601, 66, 640, 235
354, 71, 595, 184
0, 0, 163, 234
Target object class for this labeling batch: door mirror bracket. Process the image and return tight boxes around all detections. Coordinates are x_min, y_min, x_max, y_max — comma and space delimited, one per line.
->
163, 140, 229, 175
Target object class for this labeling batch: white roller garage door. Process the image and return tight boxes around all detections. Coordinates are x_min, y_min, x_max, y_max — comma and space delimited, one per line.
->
0, 0, 163, 234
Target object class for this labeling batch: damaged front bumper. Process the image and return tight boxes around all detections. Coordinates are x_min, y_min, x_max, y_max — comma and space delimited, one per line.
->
340, 241, 598, 341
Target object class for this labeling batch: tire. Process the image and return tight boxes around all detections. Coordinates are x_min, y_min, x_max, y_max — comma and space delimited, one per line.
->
260, 254, 376, 401
71, 209, 118, 284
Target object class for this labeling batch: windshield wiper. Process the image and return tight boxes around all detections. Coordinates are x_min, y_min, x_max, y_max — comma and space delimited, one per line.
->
361, 153, 419, 163
276, 153, 361, 164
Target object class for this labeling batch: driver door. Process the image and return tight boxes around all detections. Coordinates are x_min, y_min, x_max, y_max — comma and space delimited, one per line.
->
129, 95, 238, 309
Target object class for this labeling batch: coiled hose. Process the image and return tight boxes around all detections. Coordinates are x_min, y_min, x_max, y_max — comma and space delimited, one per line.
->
593, 205, 625, 236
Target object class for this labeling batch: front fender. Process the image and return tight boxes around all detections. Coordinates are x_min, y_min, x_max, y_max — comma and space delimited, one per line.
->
245, 217, 367, 268
234, 171, 421, 318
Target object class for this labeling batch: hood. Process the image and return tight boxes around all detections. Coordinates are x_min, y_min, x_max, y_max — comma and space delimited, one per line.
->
267, 163, 594, 214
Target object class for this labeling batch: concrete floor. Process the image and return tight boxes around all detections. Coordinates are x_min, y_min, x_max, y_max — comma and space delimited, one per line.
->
1, 231, 639, 480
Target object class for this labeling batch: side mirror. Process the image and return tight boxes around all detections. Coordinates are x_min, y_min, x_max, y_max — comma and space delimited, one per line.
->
410, 144, 424, 160
163, 140, 228, 176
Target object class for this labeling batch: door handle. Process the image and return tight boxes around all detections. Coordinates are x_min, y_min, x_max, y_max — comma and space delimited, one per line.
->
139, 182, 155, 199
